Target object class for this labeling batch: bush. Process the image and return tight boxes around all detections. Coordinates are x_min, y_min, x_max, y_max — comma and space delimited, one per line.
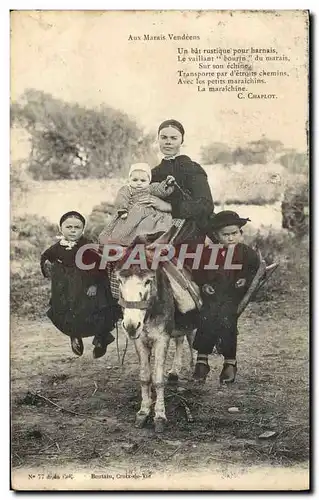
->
11, 215, 57, 260
200, 142, 233, 165
11, 256, 51, 318
232, 138, 284, 165
244, 227, 308, 300
245, 228, 292, 265
11, 215, 58, 317
85, 202, 116, 242
11, 89, 157, 180
278, 151, 308, 175
201, 137, 284, 165
279, 175, 309, 238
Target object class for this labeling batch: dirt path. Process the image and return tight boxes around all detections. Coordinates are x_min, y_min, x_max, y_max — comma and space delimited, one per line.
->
11, 294, 309, 490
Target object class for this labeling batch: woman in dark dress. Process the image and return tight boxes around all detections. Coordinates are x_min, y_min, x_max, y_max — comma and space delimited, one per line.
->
150, 119, 214, 245
40, 211, 120, 358
145, 120, 215, 328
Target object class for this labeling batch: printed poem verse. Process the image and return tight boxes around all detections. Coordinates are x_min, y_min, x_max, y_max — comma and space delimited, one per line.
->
177, 46, 291, 99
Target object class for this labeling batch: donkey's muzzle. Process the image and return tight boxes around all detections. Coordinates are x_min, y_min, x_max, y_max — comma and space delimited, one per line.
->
122, 320, 142, 339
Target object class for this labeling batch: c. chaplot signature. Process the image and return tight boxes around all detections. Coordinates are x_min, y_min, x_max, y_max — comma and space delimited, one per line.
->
91, 470, 153, 480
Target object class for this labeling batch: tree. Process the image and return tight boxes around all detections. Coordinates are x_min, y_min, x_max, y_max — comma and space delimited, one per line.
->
232, 137, 284, 165
277, 150, 308, 175
11, 89, 157, 180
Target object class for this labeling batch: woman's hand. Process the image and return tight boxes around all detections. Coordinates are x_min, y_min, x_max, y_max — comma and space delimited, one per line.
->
87, 285, 97, 297
143, 196, 172, 212
165, 175, 175, 187
118, 209, 128, 219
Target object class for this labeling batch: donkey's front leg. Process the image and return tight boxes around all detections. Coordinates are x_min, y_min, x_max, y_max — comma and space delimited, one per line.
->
153, 334, 170, 432
134, 338, 152, 428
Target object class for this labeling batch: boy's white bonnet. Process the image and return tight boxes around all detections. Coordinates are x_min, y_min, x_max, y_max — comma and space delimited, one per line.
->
129, 163, 152, 181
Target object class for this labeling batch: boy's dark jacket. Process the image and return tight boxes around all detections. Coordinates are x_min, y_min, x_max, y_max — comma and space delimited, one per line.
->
193, 242, 260, 302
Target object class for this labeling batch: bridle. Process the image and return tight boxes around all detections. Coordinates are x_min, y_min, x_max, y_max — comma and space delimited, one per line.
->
118, 276, 157, 311
118, 294, 151, 310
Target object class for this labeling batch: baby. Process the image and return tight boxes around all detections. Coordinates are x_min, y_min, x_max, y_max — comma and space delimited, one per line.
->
99, 163, 175, 246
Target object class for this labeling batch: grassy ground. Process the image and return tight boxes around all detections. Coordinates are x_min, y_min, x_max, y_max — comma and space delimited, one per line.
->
11, 279, 309, 488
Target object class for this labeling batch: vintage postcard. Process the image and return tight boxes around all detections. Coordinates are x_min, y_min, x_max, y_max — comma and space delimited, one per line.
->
10, 10, 309, 491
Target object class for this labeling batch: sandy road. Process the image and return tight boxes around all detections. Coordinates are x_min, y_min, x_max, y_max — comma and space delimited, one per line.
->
10, 291, 309, 490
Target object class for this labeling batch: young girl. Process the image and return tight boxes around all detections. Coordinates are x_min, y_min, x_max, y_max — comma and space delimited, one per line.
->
41, 211, 120, 358
99, 163, 175, 246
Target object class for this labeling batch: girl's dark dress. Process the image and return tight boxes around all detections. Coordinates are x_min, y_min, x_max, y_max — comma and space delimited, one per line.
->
40, 237, 119, 338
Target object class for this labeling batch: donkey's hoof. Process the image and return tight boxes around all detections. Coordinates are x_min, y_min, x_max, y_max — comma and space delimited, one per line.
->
167, 373, 179, 385
154, 417, 167, 433
135, 412, 149, 428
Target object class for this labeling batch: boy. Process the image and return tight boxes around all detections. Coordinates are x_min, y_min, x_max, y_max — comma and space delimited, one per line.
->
192, 210, 260, 384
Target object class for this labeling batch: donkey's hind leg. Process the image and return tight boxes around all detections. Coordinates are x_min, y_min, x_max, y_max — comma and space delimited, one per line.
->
153, 334, 170, 432
167, 335, 184, 385
186, 329, 196, 371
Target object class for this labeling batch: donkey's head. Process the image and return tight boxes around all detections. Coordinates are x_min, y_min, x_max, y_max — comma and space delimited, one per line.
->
116, 265, 157, 339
